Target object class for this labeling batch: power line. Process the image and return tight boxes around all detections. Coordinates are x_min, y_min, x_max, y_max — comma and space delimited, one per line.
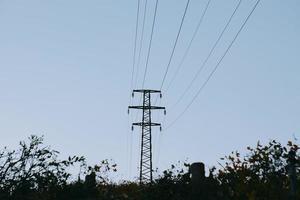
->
159, 0, 191, 90
170, 0, 242, 110
133, 0, 148, 123
128, 0, 141, 180
134, 0, 159, 123
135, 0, 159, 116
134, 0, 148, 89
141, 0, 159, 88
165, 0, 261, 130
130, 0, 141, 94
126, 115, 134, 179
155, 0, 209, 123
165, 0, 212, 92
155, 98, 166, 168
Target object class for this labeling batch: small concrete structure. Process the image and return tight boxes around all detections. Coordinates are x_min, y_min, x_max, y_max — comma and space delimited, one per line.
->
190, 162, 205, 184
189, 162, 206, 199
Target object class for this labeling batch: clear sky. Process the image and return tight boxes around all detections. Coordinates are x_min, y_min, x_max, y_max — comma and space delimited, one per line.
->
0, 0, 299, 181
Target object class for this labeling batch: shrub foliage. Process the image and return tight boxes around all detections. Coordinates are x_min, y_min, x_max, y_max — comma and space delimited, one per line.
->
0, 136, 299, 200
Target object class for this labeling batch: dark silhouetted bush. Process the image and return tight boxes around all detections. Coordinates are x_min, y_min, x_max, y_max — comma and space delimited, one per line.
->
0, 136, 299, 200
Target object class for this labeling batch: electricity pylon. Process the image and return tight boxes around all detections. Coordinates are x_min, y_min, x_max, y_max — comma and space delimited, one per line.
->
128, 89, 166, 184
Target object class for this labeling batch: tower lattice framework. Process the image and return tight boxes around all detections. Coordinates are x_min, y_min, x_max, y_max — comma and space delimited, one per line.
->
128, 89, 165, 184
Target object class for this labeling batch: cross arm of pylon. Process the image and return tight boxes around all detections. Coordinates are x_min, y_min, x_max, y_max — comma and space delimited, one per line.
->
132, 89, 161, 93
128, 106, 165, 110
132, 122, 161, 126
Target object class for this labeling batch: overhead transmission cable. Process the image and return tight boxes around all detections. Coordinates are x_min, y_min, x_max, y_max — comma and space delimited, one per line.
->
170, 0, 242, 110
134, 0, 148, 89
128, 0, 141, 180
134, 0, 159, 121
165, 0, 261, 130
133, 0, 149, 122
155, 0, 192, 168
141, 0, 159, 88
159, 0, 191, 90
130, 0, 141, 95
156, 0, 209, 152
165, 0, 212, 92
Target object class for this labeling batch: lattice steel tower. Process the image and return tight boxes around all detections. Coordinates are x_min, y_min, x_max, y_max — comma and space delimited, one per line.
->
128, 89, 166, 184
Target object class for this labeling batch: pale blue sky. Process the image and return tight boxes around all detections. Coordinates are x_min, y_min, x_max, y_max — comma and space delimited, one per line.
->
0, 0, 299, 180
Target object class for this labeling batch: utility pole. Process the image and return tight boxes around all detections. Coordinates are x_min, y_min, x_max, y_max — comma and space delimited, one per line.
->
128, 89, 166, 184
